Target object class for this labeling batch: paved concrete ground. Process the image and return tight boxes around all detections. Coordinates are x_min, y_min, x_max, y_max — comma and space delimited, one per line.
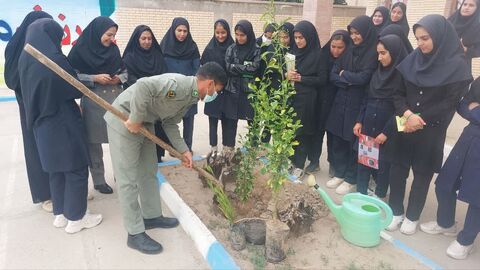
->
0, 87, 478, 269
0, 89, 208, 269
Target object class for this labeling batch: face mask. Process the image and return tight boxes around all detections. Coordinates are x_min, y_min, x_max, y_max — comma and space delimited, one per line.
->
204, 91, 218, 103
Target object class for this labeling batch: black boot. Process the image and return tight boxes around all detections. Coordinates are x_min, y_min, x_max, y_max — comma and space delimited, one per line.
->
144, 216, 179, 230
127, 232, 163, 254
94, 183, 113, 194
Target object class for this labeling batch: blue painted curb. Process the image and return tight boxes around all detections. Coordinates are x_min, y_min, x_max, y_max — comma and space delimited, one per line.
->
0, 96, 16, 102
156, 168, 239, 270
158, 155, 205, 167
392, 239, 443, 270
207, 242, 239, 270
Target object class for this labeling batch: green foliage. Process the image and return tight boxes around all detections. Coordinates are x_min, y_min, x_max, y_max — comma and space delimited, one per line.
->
204, 166, 236, 224
235, 0, 301, 202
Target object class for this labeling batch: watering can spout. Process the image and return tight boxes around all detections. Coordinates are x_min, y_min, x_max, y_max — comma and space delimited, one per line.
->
313, 184, 342, 219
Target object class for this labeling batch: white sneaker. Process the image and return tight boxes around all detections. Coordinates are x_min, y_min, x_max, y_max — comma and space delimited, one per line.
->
335, 182, 356, 195
326, 177, 344, 189
386, 215, 404, 231
53, 214, 68, 228
291, 168, 305, 182
400, 217, 418, 235
42, 200, 53, 213
65, 212, 103, 234
87, 192, 94, 200
420, 221, 458, 236
446, 240, 474, 260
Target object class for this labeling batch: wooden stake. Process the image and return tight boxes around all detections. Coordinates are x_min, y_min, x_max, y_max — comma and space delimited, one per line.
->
23, 43, 223, 188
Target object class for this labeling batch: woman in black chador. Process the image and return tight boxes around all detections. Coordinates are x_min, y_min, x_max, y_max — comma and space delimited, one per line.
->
123, 25, 167, 88
386, 14, 472, 235
4, 10, 52, 210
287, 20, 328, 180
18, 18, 102, 232
353, 34, 408, 198
68, 16, 126, 194
448, 0, 480, 73
222, 20, 261, 160
201, 19, 234, 156
325, 15, 378, 195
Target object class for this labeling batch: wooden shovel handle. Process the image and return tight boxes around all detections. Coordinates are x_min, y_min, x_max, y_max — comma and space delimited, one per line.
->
23, 43, 223, 188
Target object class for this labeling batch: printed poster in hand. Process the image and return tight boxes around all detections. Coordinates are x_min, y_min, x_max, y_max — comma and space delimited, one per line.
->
358, 133, 379, 170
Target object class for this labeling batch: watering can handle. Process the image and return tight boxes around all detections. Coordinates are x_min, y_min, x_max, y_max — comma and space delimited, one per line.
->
347, 194, 393, 229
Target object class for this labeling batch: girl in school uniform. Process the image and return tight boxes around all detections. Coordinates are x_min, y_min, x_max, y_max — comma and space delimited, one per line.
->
325, 15, 378, 195
200, 19, 234, 156
390, 2, 410, 37
287, 20, 328, 179
222, 20, 261, 159
160, 17, 200, 156
448, 0, 480, 73
18, 18, 102, 232
371, 6, 390, 32
68, 16, 127, 195
307, 30, 351, 175
353, 34, 408, 198
4, 10, 52, 210
420, 77, 480, 260
387, 14, 472, 235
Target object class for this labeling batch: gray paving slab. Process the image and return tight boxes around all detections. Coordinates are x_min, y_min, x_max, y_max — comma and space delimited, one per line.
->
0, 100, 208, 269
1, 90, 478, 269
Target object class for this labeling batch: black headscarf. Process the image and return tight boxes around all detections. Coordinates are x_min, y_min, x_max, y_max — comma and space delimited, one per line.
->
368, 34, 408, 99
234, 20, 257, 61
390, 2, 410, 36
342, 15, 378, 72
371, 6, 390, 32
465, 76, 480, 103
4, 11, 52, 92
68, 16, 123, 75
201, 19, 234, 68
379, 24, 414, 53
18, 18, 80, 128
160, 17, 200, 60
123, 25, 167, 81
292, 20, 321, 66
397, 14, 472, 87
322, 29, 352, 74
280, 22, 295, 49
448, 0, 480, 47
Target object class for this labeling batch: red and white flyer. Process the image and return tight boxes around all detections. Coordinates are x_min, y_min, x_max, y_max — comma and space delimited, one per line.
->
358, 134, 380, 170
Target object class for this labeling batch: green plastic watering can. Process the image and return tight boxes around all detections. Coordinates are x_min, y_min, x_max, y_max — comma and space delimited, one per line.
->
313, 184, 393, 247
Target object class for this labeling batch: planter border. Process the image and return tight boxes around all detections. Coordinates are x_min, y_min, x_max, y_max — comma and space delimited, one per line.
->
157, 162, 240, 270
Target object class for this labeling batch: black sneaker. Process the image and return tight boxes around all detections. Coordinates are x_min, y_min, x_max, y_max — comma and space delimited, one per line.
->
127, 232, 163, 254
94, 183, 113, 194
144, 216, 179, 230
305, 162, 320, 174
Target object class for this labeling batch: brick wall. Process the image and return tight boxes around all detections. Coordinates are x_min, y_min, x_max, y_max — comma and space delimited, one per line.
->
113, 1, 365, 52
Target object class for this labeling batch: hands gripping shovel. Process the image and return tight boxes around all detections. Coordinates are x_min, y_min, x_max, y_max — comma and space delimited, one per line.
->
23, 43, 224, 190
